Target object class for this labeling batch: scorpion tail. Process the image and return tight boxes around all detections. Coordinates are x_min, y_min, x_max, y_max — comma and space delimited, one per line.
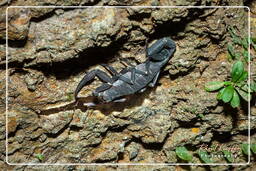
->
74, 69, 113, 100
74, 70, 96, 100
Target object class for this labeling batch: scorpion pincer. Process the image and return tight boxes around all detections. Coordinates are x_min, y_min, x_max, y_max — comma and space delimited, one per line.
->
74, 37, 176, 105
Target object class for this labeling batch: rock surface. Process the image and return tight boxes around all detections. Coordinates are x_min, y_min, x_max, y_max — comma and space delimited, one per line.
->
0, 0, 255, 170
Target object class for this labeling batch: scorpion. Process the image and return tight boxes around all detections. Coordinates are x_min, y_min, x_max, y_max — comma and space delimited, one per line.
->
74, 37, 176, 105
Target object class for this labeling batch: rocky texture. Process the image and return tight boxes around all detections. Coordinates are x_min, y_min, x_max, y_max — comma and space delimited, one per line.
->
0, 0, 256, 170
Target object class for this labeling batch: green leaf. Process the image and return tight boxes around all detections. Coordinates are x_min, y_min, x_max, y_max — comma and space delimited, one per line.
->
231, 90, 240, 108
205, 81, 225, 92
243, 49, 249, 58
251, 144, 256, 154
240, 84, 250, 92
251, 38, 256, 50
241, 143, 250, 155
175, 146, 193, 161
217, 87, 225, 100
227, 44, 235, 58
224, 81, 232, 86
251, 81, 256, 92
222, 150, 234, 163
236, 88, 251, 102
35, 154, 44, 161
198, 150, 212, 163
222, 86, 234, 103
237, 71, 248, 82
231, 61, 244, 82
252, 37, 256, 44
243, 49, 249, 62
242, 37, 249, 49
228, 27, 242, 45
198, 114, 204, 118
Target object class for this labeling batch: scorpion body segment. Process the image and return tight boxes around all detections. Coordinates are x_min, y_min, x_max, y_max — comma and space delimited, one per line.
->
74, 37, 176, 103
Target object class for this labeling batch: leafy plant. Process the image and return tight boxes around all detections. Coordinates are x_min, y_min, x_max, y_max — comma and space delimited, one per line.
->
35, 153, 44, 161
227, 26, 255, 62
251, 144, 256, 154
66, 92, 74, 101
175, 146, 193, 161
222, 150, 234, 163
205, 26, 256, 108
241, 143, 250, 155
241, 143, 256, 155
197, 150, 212, 163
197, 113, 204, 119
205, 60, 253, 108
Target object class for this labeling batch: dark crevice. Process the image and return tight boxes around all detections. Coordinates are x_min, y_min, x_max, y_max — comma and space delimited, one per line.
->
240, 98, 250, 114
251, 94, 256, 107
8, 37, 28, 48
4, 36, 128, 80
69, 125, 83, 132
8, 128, 17, 138
108, 124, 129, 133
81, 0, 101, 6
127, 12, 151, 21
93, 157, 117, 163
244, 0, 254, 10
208, 35, 226, 47
238, 129, 256, 136
29, 9, 57, 23
117, 152, 124, 161
222, 103, 240, 129
0, 39, 6, 45
212, 131, 233, 143
3, 57, 36, 70
210, 129, 256, 144
150, 8, 206, 40
29, 37, 128, 80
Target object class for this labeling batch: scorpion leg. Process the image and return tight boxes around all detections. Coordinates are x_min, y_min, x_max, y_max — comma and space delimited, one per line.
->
148, 71, 160, 87
100, 64, 119, 76
119, 58, 135, 67
145, 38, 149, 57
83, 102, 97, 107
93, 83, 112, 96
84, 83, 112, 106
113, 98, 127, 102
74, 69, 113, 99
102, 62, 136, 83
139, 87, 147, 93
119, 58, 144, 81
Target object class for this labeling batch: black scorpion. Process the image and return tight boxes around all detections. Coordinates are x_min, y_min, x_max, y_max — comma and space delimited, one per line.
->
74, 37, 176, 105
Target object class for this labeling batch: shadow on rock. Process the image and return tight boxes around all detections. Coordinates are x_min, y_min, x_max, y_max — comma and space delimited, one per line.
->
78, 87, 155, 115
38, 87, 155, 116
